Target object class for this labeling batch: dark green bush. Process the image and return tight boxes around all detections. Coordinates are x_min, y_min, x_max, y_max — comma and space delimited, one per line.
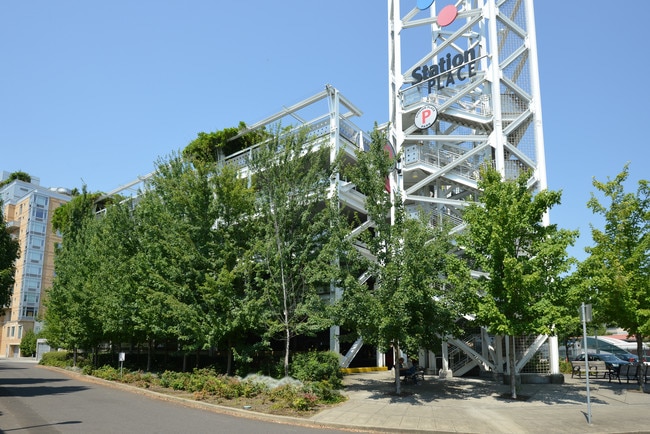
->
39, 351, 71, 368
290, 351, 343, 388
159, 370, 191, 390
92, 365, 121, 381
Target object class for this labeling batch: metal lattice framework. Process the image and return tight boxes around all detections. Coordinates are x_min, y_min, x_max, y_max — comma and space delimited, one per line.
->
388, 0, 547, 231
387, 0, 559, 378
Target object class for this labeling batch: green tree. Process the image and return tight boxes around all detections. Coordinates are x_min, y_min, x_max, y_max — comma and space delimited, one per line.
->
459, 167, 577, 398
20, 328, 37, 357
580, 164, 649, 390
199, 162, 265, 375
132, 153, 216, 371
335, 128, 475, 394
182, 122, 269, 165
246, 126, 336, 377
86, 202, 139, 353
44, 189, 104, 365
0, 200, 20, 309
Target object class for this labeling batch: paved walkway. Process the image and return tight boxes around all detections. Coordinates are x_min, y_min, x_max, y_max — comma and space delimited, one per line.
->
309, 369, 650, 433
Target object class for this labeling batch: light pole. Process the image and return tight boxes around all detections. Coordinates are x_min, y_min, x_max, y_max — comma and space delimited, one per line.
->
581, 302, 593, 424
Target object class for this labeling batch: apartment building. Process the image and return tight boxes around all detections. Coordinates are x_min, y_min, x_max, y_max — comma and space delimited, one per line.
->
0, 171, 71, 357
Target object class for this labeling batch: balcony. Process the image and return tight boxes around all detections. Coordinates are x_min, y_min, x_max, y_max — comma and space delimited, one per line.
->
5, 220, 20, 233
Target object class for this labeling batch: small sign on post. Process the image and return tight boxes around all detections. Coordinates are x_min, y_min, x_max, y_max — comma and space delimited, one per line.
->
118, 352, 125, 377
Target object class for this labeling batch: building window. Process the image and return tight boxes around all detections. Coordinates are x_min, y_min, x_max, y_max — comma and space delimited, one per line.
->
23, 293, 39, 304
26, 265, 42, 278
25, 278, 41, 291
31, 222, 46, 235
10, 326, 15, 337
30, 235, 45, 250
35, 195, 48, 207
18, 326, 23, 339
33, 208, 46, 222
27, 251, 43, 264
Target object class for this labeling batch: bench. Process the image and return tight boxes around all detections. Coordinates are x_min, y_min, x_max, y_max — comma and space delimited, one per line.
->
401, 366, 425, 383
620, 364, 650, 384
572, 360, 624, 383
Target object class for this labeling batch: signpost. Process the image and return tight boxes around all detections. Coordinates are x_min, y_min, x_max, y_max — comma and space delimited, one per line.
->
119, 352, 125, 377
581, 303, 593, 424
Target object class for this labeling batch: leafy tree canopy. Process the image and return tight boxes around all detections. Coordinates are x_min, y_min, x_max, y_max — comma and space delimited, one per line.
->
460, 167, 577, 336
246, 125, 337, 377
182, 122, 270, 164
579, 164, 649, 380
20, 329, 37, 357
0, 201, 20, 308
459, 166, 577, 398
0, 171, 31, 188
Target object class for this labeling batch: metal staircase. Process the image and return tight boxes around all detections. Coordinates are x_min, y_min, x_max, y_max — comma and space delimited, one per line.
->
340, 337, 364, 368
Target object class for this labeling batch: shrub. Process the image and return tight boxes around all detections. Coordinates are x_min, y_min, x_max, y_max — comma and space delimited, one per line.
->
290, 351, 343, 388
268, 383, 300, 404
304, 380, 345, 404
92, 365, 121, 381
39, 351, 71, 368
159, 370, 190, 390
560, 359, 573, 374
241, 378, 268, 398
291, 392, 319, 411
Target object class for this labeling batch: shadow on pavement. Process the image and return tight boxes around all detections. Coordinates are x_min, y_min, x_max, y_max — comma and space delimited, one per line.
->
341, 371, 616, 406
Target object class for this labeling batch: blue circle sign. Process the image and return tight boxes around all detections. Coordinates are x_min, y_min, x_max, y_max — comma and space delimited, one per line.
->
417, 0, 434, 10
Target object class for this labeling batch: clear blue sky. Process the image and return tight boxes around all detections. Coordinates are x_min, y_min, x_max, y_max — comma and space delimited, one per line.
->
1, 1, 648, 260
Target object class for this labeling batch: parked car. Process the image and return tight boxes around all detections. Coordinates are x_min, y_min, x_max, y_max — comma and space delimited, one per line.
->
574, 353, 631, 371
613, 351, 640, 364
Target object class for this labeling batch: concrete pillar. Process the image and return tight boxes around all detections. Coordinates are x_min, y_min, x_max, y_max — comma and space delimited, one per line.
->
439, 341, 453, 378
549, 335, 560, 374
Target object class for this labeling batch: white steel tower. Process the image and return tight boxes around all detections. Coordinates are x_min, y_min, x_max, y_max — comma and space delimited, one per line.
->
388, 0, 559, 378
388, 0, 547, 231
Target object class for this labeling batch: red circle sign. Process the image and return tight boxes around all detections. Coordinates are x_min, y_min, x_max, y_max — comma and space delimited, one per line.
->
438, 5, 458, 27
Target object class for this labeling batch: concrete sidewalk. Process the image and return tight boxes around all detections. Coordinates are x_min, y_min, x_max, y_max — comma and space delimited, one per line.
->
310, 369, 650, 433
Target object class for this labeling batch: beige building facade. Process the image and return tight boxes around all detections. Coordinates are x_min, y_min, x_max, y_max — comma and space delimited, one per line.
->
0, 172, 70, 357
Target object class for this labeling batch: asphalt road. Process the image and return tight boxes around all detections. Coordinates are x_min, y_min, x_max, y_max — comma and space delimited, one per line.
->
0, 359, 356, 434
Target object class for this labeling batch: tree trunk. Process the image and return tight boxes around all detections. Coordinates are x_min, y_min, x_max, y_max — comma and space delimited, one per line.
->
146, 339, 153, 372
226, 342, 232, 376
284, 326, 290, 378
